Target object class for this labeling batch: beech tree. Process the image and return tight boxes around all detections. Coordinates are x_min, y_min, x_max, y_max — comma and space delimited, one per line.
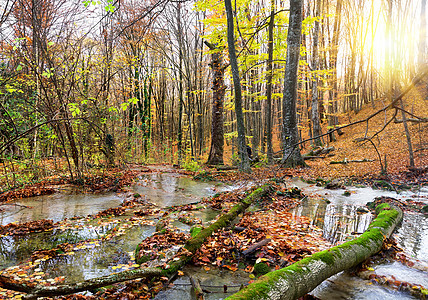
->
281, 0, 305, 167
205, 42, 226, 166
224, 0, 251, 173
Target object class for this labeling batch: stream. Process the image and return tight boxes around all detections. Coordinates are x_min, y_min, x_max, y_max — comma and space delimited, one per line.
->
0, 170, 427, 299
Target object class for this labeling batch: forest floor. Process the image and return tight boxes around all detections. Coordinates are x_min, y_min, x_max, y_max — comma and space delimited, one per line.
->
0, 88, 427, 299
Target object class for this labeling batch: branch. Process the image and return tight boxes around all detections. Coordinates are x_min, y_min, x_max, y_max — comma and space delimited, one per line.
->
0, 117, 105, 155
0, 268, 161, 300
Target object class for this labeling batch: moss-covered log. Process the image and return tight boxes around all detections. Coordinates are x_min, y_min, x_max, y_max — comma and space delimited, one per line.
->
226, 203, 403, 300
160, 184, 272, 276
0, 268, 161, 300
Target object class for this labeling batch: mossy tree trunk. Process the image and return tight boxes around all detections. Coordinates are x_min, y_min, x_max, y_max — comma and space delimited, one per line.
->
0, 268, 162, 300
226, 203, 403, 300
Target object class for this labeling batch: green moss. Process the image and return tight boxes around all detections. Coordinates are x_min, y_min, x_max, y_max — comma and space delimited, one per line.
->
422, 205, 428, 214
375, 203, 391, 215
136, 255, 150, 265
226, 203, 402, 300
343, 191, 351, 196
190, 226, 203, 238
254, 263, 271, 275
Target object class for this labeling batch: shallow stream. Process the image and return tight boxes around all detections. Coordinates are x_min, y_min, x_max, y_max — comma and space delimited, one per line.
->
0, 171, 427, 299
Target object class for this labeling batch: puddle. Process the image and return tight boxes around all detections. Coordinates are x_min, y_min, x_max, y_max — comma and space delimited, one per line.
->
35, 224, 156, 283
132, 173, 233, 207
374, 261, 428, 287
288, 178, 428, 299
0, 173, 427, 300
0, 192, 123, 225
155, 265, 250, 300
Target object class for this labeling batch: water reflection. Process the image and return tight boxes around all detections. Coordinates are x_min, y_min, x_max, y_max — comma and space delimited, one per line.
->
0, 192, 123, 225
311, 271, 417, 300
132, 173, 232, 207
289, 178, 428, 299
395, 213, 428, 262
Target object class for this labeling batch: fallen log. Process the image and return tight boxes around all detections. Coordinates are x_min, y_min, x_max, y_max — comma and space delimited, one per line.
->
329, 158, 374, 164
0, 268, 162, 300
242, 239, 271, 256
159, 184, 272, 276
190, 276, 205, 300
226, 203, 403, 300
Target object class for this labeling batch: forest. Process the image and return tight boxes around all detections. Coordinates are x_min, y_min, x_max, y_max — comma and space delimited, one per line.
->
0, 0, 427, 299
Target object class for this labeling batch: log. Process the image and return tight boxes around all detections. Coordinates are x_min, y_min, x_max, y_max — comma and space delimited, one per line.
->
329, 158, 374, 164
190, 276, 205, 300
226, 203, 403, 300
0, 268, 162, 300
242, 239, 271, 256
394, 117, 428, 123
161, 184, 272, 276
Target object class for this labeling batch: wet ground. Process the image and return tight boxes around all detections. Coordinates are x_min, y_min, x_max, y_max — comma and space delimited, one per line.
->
0, 169, 427, 299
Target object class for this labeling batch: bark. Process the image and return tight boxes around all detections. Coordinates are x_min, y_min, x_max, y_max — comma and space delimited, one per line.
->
224, 0, 251, 173
265, 0, 275, 164
0, 268, 162, 300
399, 98, 415, 167
226, 203, 403, 300
205, 41, 225, 166
190, 276, 205, 300
281, 0, 306, 168
242, 238, 271, 256
328, 0, 343, 140
310, 0, 322, 147
418, 0, 426, 71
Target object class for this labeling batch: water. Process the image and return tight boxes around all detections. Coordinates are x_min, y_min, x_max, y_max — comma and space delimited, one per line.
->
0, 173, 427, 299
132, 173, 232, 207
288, 179, 428, 299
0, 172, 231, 286
0, 191, 123, 225
155, 265, 250, 300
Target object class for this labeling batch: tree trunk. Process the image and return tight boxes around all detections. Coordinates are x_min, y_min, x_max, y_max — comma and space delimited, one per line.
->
265, 0, 275, 164
310, 0, 322, 147
281, 0, 306, 167
205, 41, 225, 166
226, 203, 403, 300
418, 0, 426, 72
399, 98, 415, 167
224, 0, 251, 173
0, 268, 162, 300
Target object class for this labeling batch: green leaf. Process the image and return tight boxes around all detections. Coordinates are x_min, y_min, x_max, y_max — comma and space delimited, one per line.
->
121, 102, 129, 111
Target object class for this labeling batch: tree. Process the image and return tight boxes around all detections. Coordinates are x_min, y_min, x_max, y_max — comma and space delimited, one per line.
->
310, 0, 322, 147
224, 0, 251, 173
206, 42, 226, 166
281, 0, 306, 168
265, 0, 275, 164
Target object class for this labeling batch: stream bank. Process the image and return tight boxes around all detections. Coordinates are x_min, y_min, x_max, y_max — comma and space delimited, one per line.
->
0, 168, 427, 299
